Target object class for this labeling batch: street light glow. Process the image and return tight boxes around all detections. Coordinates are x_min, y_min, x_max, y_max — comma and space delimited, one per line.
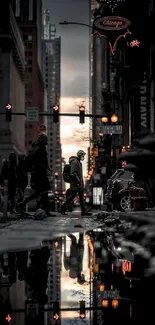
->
111, 114, 118, 123
101, 116, 108, 123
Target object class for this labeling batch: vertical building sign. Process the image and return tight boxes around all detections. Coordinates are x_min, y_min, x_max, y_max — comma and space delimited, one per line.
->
140, 71, 150, 132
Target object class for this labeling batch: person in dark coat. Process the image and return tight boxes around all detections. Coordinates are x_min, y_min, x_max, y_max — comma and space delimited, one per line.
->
17, 155, 28, 203
17, 134, 54, 216
63, 233, 86, 284
60, 150, 91, 216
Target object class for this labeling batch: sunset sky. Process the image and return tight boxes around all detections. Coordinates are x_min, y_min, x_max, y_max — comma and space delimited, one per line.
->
43, 0, 90, 175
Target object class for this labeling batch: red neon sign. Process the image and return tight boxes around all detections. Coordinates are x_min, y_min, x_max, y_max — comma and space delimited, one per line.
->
94, 30, 131, 55
122, 260, 132, 273
130, 39, 140, 47
111, 260, 132, 274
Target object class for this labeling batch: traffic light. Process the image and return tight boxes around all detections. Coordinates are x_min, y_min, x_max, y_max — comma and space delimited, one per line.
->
5, 104, 12, 122
79, 105, 85, 124
0, 302, 12, 324
79, 300, 86, 319
53, 105, 59, 123
5, 314, 12, 323
53, 301, 60, 321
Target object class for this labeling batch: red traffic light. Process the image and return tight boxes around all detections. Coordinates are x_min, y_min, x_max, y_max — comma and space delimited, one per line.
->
80, 300, 86, 319
53, 313, 59, 320
53, 105, 59, 111
80, 313, 85, 319
79, 106, 85, 124
53, 105, 59, 123
79, 105, 85, 111
5, 314, 12, 322
5, 104, 12, 122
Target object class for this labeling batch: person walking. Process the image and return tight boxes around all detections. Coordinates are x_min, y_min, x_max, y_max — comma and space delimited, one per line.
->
60, 150, 91, 216
17, 134, 55, 216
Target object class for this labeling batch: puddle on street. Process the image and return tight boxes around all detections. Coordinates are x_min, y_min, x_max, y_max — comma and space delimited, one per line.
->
0, 230, 153, 324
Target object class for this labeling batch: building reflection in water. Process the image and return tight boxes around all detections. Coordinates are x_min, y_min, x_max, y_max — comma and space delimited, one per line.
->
61, 233, 92, 324
1, 229, 150, 324
0, 233, 93, 325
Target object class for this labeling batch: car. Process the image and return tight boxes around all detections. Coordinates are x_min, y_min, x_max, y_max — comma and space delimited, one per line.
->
105, 169, 134, 211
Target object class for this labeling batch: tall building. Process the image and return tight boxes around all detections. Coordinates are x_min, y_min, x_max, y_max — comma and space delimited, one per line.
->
43, 9, 56, 40
42, 9, 62, 193
12, 0, 45, 151
0, 1, 26, 164
45, 239, 62, 325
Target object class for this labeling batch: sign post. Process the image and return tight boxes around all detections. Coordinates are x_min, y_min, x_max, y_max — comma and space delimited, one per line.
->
26, 107, 39, 122
97, 125, 122, 134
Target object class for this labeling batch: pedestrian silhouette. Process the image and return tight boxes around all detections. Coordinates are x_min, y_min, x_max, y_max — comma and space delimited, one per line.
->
17, 134, 55, 216
64, 233, 86, 284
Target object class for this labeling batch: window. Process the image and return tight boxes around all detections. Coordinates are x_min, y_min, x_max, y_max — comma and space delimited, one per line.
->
28, 124, 32, 128
29, 140, 32, 145
28, 67, 32, 72
28, 59, 32, 65
28, 35, 32, 41
28, 51, 32, 56
28, 43, 32, 49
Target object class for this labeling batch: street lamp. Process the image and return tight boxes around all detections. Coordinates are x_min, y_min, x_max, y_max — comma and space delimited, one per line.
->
111, 114, 118, 123
101, 116, 108, 123
101, 114, 118, 124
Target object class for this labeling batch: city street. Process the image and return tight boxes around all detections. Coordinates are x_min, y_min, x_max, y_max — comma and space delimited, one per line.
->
0, 212, 100, 253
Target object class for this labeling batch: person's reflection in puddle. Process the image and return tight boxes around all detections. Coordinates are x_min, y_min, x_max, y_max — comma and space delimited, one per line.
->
64, 233, 86, 284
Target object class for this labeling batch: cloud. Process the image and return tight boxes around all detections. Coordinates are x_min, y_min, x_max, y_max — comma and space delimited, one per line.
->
61, 75, 89, 98
43, 0, 90, 166
60, 96, 89, 113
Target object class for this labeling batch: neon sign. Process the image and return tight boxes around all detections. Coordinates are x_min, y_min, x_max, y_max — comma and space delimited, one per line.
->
122, 260, 132, 274
130, 39, 140, 47
112, 260, 132, 274
94, 16, 131, 31
94, 30, 131, 55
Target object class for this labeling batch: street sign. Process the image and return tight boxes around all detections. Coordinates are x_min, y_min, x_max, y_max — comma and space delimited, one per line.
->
26, 301, 39, 316
98, 125, 122, 134
26, 107, 39, 122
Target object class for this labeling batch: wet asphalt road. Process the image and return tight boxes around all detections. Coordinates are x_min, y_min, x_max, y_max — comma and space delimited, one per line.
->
0, 211, 100, 253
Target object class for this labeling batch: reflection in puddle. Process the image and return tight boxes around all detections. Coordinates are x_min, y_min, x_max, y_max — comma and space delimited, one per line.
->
0, 230, 153, 324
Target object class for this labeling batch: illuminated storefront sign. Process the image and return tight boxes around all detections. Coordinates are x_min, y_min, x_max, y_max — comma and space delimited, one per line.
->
112, 260, 132, 274
130, 39, 140, 47
93, 15, 131, 55
94, 16, 131, 31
